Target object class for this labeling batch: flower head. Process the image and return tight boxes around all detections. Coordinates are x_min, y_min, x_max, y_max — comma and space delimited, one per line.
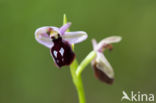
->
35, 23, 88, 67
91, 36, 122, 84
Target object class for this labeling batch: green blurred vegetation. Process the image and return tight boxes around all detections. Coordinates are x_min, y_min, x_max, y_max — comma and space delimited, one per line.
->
0, 0, 156, 103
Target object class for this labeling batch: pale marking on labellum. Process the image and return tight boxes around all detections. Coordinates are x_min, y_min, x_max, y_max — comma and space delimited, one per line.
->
53, 50, 57, 57
59, 47, 64, 56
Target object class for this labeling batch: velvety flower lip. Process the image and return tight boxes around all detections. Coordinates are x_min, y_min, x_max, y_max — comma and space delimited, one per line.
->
35, 23, 88, 67
91, 36, 122, 84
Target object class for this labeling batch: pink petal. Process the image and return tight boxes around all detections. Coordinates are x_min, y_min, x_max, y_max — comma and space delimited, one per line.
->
59, 23, 71, 35
96, 36, 122, 51
62, 31, 88, 44
35, 26, 59, 48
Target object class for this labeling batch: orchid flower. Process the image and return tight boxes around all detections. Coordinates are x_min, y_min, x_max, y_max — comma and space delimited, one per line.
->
91, 36, 122, 84
34, 15, 122, 103
35, 23, 88, 67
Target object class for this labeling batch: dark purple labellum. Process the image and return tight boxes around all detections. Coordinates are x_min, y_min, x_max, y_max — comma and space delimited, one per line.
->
92, 61, 114, 84
51, 36, 75, 68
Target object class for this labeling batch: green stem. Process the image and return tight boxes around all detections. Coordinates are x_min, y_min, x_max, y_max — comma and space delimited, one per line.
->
70, 59, 86, 103
64, 14, 86, 103
69, 51, 96, 103
76, 51, 96, 77
63, 14, 96, 103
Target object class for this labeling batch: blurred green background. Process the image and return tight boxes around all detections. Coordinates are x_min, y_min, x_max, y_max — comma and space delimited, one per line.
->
0, 0, 156, 103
